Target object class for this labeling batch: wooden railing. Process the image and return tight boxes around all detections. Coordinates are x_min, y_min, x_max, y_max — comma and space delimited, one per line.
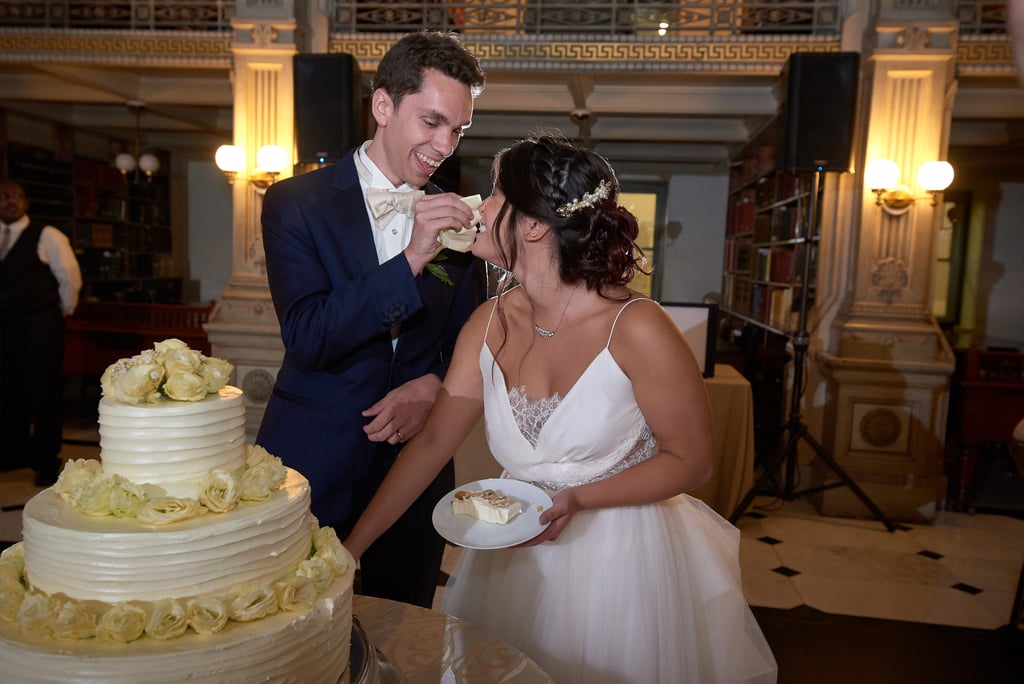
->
64, 301, 215, 377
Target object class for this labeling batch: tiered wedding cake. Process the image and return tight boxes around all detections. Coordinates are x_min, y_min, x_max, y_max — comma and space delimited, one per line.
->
0, 340, 354, 683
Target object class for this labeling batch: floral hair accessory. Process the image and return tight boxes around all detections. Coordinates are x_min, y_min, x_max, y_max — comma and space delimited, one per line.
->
556, 179, 613, 217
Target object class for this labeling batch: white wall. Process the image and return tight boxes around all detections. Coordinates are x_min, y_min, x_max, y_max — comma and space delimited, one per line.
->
658, 174, 729, 303
187, 161, 233, 304
985, 181, 1024, 345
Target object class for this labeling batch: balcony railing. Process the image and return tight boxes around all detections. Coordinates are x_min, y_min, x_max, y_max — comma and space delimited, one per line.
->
0, 2, 1008, 37
0, 0, 234, 31
334, 1, 841, 36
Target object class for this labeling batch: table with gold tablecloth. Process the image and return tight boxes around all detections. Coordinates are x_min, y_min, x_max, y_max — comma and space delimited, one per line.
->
352, 595, 553, 683
454, 363, 755, 518
688, 364, 756, 517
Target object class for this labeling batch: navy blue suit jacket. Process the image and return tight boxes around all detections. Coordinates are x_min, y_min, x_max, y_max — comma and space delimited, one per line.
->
256, 151, 485, 531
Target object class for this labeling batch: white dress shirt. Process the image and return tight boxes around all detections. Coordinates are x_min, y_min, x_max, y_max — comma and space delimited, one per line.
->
355, 141, 418, 348
0, 214, 83, 316
355, 141, 416, 265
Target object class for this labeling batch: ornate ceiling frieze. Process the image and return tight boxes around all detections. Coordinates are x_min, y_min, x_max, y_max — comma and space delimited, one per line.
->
329, 34, 841, 73
0, 28, 232, 66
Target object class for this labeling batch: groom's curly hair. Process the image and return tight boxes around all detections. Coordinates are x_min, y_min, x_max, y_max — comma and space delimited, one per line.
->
372, 31, 485, 109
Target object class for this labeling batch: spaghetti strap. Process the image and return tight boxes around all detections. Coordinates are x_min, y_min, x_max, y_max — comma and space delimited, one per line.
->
483, 297, 500, 344
606, 297, 656, 347
483, 284, 522, 346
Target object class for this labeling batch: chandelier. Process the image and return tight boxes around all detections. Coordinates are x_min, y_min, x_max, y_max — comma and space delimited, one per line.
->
114, 100, 160, 182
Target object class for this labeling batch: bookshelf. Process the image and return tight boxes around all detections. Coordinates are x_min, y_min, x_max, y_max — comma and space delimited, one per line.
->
71, 157, 177, 302
718, 117, 823, 469
721, 120, 820, 337
6, 142, 75, 235
2, 110, 179, 303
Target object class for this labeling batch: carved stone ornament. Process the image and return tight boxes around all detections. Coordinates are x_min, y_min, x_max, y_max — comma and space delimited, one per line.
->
871, 257, 909, 302
858, 408, 903, 449
251, 23, 279, 48
241, 369, 275, 404
896, 25, 932, 51
248, 236, 266, 274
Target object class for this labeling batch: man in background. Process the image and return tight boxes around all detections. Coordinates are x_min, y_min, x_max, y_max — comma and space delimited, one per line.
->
257, 32, 487, 607
0, 179, 82, 486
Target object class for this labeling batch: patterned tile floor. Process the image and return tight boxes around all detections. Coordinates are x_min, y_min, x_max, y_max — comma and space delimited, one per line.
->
735, 496, 1023, 630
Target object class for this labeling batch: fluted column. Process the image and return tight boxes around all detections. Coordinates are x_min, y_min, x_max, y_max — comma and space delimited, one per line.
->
816, 6, 958, 522
205, 1, 300, 440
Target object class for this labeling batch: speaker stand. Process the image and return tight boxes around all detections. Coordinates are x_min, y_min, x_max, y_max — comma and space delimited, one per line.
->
728, 169, 898, 533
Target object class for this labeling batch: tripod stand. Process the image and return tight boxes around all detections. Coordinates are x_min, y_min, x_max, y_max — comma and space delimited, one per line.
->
728, 169, 897, 532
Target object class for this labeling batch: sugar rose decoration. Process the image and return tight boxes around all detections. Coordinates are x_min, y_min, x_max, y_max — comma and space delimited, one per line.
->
100, 338, 234, 405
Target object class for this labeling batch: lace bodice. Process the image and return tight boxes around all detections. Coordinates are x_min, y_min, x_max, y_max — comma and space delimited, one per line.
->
507, 387, 561, 448
480, 298, 659, 491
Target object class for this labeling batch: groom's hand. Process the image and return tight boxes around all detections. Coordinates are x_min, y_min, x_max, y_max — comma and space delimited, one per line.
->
362, 374, 443, 445
404, 193, 475, 275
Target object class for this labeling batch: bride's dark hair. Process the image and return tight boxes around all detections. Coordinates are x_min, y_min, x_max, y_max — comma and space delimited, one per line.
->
489, 134, 647, 296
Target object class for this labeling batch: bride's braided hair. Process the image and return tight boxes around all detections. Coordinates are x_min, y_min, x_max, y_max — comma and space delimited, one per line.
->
490, 134, 647, 296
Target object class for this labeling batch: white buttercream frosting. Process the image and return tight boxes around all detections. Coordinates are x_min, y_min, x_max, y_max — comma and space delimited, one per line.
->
22, 469, 311, 603
98, 386, 246, 498
0, 356, 353, 683
0, 573, 352, 684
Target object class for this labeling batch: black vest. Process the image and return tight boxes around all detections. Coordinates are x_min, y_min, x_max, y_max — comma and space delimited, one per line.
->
0, 222, 61, 316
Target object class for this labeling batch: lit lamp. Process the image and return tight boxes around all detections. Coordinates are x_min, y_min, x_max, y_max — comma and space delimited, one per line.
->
115, 101, 161, 182
865, 159, 954, 216
214, 144, 288, 189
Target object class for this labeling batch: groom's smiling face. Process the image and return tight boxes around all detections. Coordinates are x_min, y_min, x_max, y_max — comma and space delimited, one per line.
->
369, 68, 473, 189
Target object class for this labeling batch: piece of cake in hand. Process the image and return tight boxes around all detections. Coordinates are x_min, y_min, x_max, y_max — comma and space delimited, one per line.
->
452, 488, 523, 524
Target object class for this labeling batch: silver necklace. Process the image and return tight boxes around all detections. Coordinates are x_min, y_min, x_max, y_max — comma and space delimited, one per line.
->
532, 289, 576, 339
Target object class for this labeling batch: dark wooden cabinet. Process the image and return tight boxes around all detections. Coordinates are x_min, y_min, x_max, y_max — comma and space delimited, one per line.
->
946, 345, 1024, 508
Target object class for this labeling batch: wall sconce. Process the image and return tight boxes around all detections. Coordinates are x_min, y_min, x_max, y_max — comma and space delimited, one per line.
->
214, 144, 288, 189
865, 159, 955, 216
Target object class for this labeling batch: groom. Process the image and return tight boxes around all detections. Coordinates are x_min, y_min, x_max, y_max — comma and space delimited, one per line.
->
257, 32, 487, 608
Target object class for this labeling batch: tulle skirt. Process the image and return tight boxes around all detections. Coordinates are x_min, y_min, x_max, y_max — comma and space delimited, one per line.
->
441, 494, 777, 684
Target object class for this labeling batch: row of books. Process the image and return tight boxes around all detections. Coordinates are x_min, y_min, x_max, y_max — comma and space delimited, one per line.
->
74, 220, 172, 253
727, 191, 808, 241
722, 275, 800, 333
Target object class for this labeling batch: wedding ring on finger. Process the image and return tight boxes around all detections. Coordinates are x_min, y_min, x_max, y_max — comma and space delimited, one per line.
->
396, 429, 404, 441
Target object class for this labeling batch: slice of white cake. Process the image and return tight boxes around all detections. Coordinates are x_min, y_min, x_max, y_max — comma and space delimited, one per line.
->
452, 488, 523, 524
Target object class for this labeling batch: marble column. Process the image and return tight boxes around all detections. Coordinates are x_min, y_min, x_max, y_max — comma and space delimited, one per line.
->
816, 9, 958, 523
204, 1, 299, 440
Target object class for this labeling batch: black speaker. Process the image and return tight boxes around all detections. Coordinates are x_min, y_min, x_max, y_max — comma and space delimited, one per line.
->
780, 52, 859, 172
294, 53, 364, 164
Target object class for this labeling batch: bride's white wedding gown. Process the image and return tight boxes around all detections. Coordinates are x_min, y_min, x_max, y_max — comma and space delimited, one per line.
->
441, 298, 778, 683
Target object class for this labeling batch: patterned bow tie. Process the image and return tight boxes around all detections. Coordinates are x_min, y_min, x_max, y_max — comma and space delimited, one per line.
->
365, 188, 424, 228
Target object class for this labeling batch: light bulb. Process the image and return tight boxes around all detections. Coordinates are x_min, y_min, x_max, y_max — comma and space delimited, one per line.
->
865, 159, 899, 190
917, 161, 954, 192
115, 153, 137, 174
215, 145, 245, 173
138, 153, 160, 176
256, 145, 288, 174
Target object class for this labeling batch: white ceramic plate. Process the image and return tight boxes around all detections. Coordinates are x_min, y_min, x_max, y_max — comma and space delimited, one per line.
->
432, 478, 552, 550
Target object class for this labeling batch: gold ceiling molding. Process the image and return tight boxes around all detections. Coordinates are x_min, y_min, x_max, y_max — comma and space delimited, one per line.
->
956, 36, 1015, 75
330, 34, 840, 73
0, 29, 231, 65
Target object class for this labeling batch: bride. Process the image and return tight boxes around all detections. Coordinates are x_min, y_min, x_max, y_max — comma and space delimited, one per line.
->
343, 134, 777, 683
